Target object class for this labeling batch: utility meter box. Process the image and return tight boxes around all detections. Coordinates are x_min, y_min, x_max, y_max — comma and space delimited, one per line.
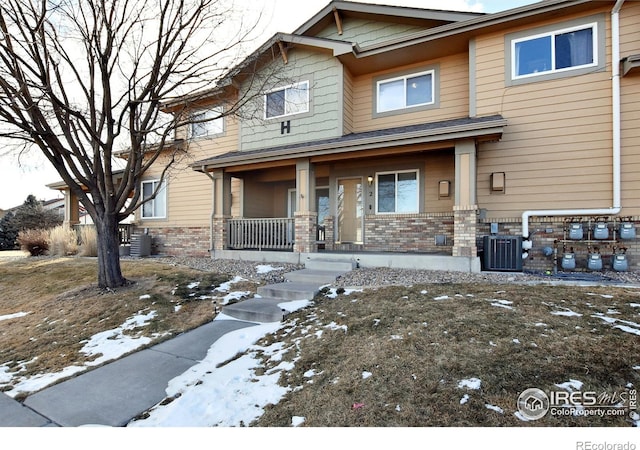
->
561, 253, 576, 270
619, 223, 636, 240
587, 253, 603, 271
569, 224, 583, 240
594, 223, 609, 240
612, 254, 628, 272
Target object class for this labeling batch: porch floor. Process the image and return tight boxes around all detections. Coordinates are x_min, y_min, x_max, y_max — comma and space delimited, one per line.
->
211, 249, 481, 273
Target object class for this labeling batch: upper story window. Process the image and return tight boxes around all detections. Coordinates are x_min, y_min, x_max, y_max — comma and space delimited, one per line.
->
141, 180, 166, 219
376, 170, 419, 214
190, 107, 223, 139
265, 81, 309, 119
506, 15, 605, 86
376, 70, 435, 113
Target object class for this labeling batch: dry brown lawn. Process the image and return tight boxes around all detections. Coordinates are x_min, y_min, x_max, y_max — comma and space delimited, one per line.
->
0, 253, 256, 400
255, 283, 640, 427
1, 253, 639, 426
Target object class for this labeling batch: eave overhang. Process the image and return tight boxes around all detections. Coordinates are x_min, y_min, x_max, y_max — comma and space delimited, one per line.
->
193, 115, 506, 172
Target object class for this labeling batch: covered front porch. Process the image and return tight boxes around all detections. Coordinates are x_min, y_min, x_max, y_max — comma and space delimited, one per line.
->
196, 116, 506, 272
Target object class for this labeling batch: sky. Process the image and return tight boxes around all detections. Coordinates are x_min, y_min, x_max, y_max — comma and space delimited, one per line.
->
0, 0, 539, 210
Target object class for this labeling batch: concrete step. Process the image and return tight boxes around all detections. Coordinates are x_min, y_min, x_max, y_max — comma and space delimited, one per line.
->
305, 259, 356, 272
284, 269, 345, 285
257, 282, 320, 301
221, 297, 288, 323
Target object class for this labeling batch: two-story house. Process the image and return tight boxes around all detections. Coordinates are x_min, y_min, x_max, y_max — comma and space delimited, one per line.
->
55, 0, 640, 273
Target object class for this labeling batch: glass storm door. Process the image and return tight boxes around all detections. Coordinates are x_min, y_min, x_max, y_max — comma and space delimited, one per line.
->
337, 178, 363, 243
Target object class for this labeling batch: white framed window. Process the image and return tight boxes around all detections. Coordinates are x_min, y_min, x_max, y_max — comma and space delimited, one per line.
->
141, 180, 166, 219
376, 70, 434, 113
190, 107, 224, 139
511, 22, 598, 80
376, 170, 419, 214
264, 81, 309, 119
505, 15, 605, 86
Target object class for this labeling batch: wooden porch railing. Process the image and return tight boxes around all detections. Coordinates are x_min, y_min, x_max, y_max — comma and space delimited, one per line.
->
73, 223, 133, 245
228, 218, 295, 250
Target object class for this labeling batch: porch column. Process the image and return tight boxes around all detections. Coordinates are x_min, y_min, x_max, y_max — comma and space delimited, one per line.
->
294, 159, 317, 253
211, 170, 232, 251
63, 189, 80, 228
453, 140, 479, 257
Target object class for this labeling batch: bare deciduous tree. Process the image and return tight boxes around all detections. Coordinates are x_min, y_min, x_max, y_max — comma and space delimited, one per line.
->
0, 0, 273, 288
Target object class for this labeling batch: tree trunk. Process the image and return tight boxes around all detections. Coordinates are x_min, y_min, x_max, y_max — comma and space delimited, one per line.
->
95, 213, 127, 289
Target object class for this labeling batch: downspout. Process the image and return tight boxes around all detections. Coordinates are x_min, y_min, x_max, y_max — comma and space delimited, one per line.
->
202, 166, 215, 253
521, 0, 624, 256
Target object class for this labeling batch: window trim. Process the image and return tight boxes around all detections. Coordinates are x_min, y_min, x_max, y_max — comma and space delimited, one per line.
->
141, 179, 167, 220
505, 14, 606, 86
264, 80, 310, 120
375, 170, 420, 215
372, 65, 439, 118
190, 106, 224, 140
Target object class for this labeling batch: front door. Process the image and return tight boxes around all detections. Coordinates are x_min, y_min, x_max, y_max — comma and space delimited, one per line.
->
337, 178, 363, 243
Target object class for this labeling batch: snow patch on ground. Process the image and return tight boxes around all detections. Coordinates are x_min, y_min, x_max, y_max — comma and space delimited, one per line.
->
555, 379, 583, 392
130, 321, 287, 427
324, 288, 363, 299
2, 310, 164, 397
0, 311, 30, 321
256, 265, 284, 274
457, 378, 481, 390
551, 309, 582, 317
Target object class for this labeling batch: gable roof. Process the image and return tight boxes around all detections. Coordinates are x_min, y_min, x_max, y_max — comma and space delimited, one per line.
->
293, 1, 484, 37
164, 0, 599, 109
193, 115, 506, 171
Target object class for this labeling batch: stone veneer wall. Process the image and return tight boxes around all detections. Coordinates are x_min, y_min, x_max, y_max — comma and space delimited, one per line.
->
364, 213, 454, 253
477, 217, 640, 272
135, 226, 210, 257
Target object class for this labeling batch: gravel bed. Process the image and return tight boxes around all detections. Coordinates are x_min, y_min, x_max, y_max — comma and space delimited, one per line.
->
334, 267, 640, 288
151, 256, 303, 284
151, 256, 640, 288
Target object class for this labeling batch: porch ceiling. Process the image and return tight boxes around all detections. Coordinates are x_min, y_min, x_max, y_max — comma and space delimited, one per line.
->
192, 115, 506, 173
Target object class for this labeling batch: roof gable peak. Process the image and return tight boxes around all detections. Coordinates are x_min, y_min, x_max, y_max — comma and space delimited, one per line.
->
294, 0, 484, 38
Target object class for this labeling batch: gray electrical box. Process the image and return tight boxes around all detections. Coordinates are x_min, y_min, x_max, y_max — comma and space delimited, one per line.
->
561, 253, 576, 270
619, 223, 636, 240
569, 224, 583, 240
612, 254, 628, 272
587, 253, 603, 271
594, 223, 609, 240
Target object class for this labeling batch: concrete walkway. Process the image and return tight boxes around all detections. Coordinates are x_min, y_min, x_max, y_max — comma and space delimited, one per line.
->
2, 319, 256, 427
1, 258, 352, 427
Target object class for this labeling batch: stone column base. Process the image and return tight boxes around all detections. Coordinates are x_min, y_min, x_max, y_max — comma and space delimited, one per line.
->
212, 215, 229, 251
294, 211, 318, 253
453, 205, 478, 258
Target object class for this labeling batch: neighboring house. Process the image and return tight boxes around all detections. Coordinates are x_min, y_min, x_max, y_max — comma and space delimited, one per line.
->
55, 0, 640, 272
42, 198, 66, 221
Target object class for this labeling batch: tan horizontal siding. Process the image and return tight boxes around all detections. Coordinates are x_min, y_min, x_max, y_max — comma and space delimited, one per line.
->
351, 53, 469, 133
188, 115, 239, 158
424, 151, 454, 213
620, 2, 640, 55
471, 5, 640, 217
343, 70, 354, 134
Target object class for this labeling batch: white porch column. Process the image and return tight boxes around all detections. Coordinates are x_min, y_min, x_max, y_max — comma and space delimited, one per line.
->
211, 170, 231, 251
63, 189, 80, 228
453, 140, 479, 257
